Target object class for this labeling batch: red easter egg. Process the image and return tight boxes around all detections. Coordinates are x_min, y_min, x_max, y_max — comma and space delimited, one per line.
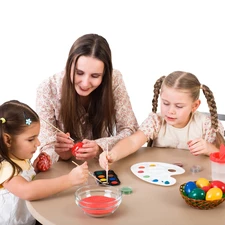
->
37, 153, 51, 172
210, 180, 225, 193
71, 142, 83, 156
201, 185, 211, 193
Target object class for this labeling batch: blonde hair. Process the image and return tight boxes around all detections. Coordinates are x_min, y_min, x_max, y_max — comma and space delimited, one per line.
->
151, 71, 225, 148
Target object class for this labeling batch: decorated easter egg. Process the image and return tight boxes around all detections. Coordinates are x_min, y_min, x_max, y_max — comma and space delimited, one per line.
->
196, 178, 210, 188
184, 181, 197, 195
188, 188, 205, 200
71, 142, 83, 156
210, 180, 225, 193
37, 153, 51, 172
206, 187, 223, 201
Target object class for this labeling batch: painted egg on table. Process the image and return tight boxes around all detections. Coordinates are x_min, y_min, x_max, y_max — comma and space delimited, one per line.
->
196, 178, 210, 188
206, 187, 223, 201
184, 181, 197, 195
188, 188, 205, 200
210, 180, 225, 193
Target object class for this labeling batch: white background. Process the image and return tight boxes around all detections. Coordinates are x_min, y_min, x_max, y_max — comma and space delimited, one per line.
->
0, 0, 224, 125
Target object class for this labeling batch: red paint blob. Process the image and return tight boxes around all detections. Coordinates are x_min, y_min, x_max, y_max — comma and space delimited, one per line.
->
138, 170, 144, 173
138, 166, 145, 169
111, 181, 118, 185
79, 196, 117, 216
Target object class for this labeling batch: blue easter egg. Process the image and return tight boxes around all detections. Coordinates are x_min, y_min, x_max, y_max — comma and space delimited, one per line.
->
184, 181, 197, 195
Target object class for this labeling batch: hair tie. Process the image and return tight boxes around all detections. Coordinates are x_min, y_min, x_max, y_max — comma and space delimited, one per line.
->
25, 118, 32, 126
0, 117, 6, 124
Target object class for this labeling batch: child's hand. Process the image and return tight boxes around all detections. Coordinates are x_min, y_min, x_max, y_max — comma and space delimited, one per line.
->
99, 151, 115, 170
69, 161, 89, 186
187, 138, 209, 156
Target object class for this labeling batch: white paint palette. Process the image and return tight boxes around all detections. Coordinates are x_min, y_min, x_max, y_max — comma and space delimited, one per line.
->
130, 162, 185, 186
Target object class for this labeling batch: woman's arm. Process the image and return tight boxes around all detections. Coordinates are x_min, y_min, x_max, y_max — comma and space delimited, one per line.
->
36, 72, 70, 164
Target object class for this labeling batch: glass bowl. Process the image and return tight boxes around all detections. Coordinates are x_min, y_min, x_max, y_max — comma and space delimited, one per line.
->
75, 184, 122, 217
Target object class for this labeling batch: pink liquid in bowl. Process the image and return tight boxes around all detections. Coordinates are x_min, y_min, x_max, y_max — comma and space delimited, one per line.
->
79, 196, 117, 217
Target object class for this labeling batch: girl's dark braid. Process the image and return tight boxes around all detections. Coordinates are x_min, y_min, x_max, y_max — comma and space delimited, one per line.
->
201, 84, 218, 131
152, 76, 165, 113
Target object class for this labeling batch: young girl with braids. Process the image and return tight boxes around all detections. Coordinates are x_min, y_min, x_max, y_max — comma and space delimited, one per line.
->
99, 71, 225, 169
0, 100, 88, 225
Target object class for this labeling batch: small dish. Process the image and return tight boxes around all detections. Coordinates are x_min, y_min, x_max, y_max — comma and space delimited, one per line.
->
75, 184, 122, 217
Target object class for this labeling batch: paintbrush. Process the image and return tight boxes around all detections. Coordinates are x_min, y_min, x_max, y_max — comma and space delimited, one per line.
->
106, 143, 109, 184
41, 117, 74, 142
71, 161, 107, 184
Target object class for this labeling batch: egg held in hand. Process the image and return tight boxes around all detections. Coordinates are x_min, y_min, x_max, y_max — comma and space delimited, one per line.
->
71, 142, 83, 156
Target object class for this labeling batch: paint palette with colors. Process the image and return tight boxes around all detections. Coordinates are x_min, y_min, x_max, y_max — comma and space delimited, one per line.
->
131, 162, 185, 186
93, 170, 121, 186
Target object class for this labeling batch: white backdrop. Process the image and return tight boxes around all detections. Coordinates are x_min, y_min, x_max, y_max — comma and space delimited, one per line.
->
0, 0, 224, 125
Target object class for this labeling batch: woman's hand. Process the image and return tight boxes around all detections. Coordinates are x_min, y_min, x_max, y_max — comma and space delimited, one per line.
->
75, 139, 101, 161
55, 132, 74, 160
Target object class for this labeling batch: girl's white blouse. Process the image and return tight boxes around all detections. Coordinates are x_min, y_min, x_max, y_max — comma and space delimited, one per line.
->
0, 159, 36, 225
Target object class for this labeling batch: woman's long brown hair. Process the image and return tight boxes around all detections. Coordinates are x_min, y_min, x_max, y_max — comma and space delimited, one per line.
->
60, 34, 115, 141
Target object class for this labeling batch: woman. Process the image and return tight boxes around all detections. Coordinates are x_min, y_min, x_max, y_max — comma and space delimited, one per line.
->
35, 34, 138, 165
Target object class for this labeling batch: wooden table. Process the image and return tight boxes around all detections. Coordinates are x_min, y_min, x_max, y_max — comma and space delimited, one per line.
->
26, 147, 225, 225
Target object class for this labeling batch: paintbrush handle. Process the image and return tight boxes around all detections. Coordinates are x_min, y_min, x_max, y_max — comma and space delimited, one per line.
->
41, 117, 74, 142
106, 144, 109, 183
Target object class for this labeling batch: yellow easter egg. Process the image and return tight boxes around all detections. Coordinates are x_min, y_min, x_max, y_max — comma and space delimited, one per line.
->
196, 178, 210, 188
206, 187, 223, 201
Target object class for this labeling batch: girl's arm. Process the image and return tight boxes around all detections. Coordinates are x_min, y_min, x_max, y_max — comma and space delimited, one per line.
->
95, 69, 139, 151
3, 162, 88, 201
99, 130, 147, 170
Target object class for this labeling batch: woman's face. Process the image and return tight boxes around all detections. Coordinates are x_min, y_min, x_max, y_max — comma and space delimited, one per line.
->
71, 56, 104, 97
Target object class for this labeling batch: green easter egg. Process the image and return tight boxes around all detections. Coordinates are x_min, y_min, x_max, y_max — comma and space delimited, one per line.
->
188, 188, 205, 200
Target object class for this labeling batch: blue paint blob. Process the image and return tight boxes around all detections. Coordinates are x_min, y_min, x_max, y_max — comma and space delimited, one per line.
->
164, 181, 170, 185
152, 179, 159, 182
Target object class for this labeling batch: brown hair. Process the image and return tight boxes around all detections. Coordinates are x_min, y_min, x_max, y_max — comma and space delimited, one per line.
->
0, 100, 39, 179
60, 34, 115, 141
151, 71, 225, 147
